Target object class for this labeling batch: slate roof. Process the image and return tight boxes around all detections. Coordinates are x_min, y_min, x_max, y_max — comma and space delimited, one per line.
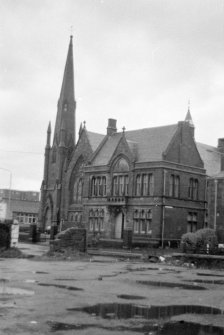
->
86, 131, 105, 152
10, 199, 40, 214
91, 124, 178, 166
91, 133, 123, 166
125, 125, 178, 162
196, 142, 221, 177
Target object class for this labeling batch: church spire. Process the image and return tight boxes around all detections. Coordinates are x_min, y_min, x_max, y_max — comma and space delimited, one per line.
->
46, 121, 51, 148
59, 35, 74, 102
53, 35, 76, 146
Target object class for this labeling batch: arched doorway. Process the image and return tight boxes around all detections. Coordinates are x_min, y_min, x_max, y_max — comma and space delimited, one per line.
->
115, 212, 124, 239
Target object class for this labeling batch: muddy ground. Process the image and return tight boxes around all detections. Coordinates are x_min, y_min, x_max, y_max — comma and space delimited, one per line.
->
0, 246, 224, 334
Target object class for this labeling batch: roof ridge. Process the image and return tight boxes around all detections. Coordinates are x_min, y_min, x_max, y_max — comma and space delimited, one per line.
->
117, 123, 177, 134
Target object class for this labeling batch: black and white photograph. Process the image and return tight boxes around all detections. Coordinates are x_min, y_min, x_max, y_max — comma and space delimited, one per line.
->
0, 0, 224, 334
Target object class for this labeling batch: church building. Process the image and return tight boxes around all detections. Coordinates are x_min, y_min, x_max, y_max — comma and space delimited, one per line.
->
38, 36, 215, 246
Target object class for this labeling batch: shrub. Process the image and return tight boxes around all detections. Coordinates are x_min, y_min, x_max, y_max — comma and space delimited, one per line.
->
195, 228, 218, 254
181, 228, 218, 254
181, 232, 198, 253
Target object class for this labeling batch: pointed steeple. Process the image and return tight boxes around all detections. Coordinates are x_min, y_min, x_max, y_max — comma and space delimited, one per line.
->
185, 101, 194, 127
79, 122, 83, 137
46, 121, 51, 148
59, 35, 74, 102
53, 36, 76, 147
185, 101, 195, 138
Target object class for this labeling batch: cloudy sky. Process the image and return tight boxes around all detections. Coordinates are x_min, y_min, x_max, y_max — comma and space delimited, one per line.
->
0, 0, 224, 191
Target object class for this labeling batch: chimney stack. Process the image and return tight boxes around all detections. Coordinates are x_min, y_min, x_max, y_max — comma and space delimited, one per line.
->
107, 118, 117, 136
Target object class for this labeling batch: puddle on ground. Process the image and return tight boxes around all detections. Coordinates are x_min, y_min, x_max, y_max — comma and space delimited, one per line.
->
137, 280, 207, 290
127, 267, 159, 272
70, 303, 223, 319
0, 279, 10, 283
33, 271, 49, 274
163, 268, 182, 273
0, 287, 34, 296
38, 283, 83, 291
55, 278, 77, 281
47, 320, 224, 334
159, 321, 224, 335
61, 303, 224, 334
25, 279, 37, 283
197, 273, 224, 278
47, 320, 158, 333
185, 279, 224, 285
117, 294, 146, 300
47, 321, 224, 335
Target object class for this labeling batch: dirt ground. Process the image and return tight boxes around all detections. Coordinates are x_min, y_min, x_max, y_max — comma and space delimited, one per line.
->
0, 245, 224, 334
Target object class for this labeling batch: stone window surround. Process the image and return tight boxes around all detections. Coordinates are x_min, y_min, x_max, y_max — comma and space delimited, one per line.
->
89, 208, 105, 232
133, 208, 152, 235
135, 173, 154, 197
90, 176, 107, 197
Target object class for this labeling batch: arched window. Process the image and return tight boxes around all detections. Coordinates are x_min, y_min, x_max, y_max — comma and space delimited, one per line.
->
113, 158, 129, 172
102, 177, 106, 196
78, 213, 82, 223
88, 208, 105, 232
111, 158, 129, 197
188, 178, 198, 200
73, 180, 78, 203
113, 176, 119, 196
70, 157, 84, 204
136, 175, 141, 196
77, 179, 83, 203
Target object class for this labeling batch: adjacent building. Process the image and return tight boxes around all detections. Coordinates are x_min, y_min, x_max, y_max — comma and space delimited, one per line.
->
0, 189, 40, 225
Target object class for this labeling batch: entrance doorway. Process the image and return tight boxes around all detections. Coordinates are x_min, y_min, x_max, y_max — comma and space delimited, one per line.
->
45, 208, 51, 233
115, 212, 124, 239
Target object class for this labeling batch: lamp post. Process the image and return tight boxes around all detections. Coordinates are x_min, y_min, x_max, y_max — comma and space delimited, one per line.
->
0, 168, 12, 220
214, 179, 218, 231
161, 169, 167, 248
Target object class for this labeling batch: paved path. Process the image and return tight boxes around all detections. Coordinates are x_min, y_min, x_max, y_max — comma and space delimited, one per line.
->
17, 242, 49, 257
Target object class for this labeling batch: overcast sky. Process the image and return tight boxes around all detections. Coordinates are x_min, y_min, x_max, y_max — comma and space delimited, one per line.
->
1, 0, 224, 191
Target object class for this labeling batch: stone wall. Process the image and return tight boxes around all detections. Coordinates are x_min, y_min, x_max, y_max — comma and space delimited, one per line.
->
0, 223, 11, 249
50, 227, 87, 252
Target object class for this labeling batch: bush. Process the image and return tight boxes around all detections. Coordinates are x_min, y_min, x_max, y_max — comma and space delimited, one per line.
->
181, 232, 198, 253
181, 228, 218, 254
195, 228, 218, 254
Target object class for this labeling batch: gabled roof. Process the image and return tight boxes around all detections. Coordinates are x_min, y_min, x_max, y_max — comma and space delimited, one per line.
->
86, 131, 105, 152
196, 142, 221, 176
91, 124, 178, 166
125, 124, 178, 162
91, 133, 122, 166
10, 199, 40, 214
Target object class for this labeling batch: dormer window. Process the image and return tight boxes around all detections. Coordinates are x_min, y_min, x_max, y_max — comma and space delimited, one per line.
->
63, 103, 68, 112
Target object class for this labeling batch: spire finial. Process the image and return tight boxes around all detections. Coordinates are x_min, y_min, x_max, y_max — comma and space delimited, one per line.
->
122, 126, 126, 133
185, 100, 194, 127
83, 121, 86, 129
70, 26, 73, 41
188, 99, 191, 112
